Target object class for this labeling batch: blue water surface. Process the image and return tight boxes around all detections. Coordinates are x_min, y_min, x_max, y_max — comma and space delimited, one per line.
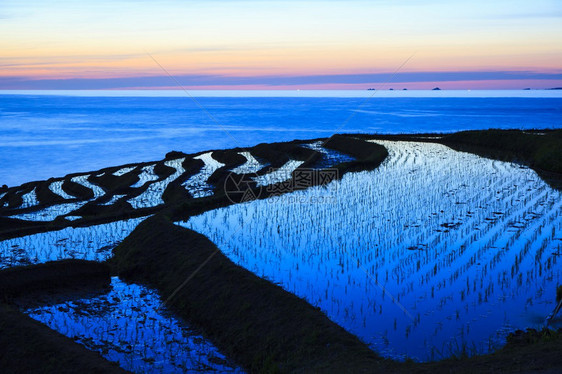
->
1, 92, 561, 186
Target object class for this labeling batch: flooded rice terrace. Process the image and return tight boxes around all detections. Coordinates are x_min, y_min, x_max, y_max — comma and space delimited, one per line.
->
178, 140, 562, 361
0, 215, 244, 372
0, 217, 147, 269
24, 277, 241, 373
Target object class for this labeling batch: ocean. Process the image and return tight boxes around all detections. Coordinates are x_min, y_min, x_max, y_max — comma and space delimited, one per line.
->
1, 90, 561, 187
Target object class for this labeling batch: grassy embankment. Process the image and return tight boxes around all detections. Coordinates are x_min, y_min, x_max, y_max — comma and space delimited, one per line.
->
0, 259, 110, 298
0, 305, 128, 374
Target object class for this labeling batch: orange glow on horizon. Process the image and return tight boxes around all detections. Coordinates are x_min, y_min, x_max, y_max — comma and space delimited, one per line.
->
1, 1, 560, 89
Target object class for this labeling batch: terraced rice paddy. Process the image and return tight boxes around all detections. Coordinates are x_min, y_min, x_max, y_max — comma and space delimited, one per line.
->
49, 180, 75, 199
113, 166, 136, 177
0, 141, 342, 223
253, 160, 305, 187
100, 194, 126, 206
0, 217, 148, 269
182, 152, 225, 198
0, 141, 349, 373
128, 158, 185, 209
230, 152, 266, 175
19, 188, 40, 208
24, 277, 241, 373
71, 174, 105, 198
131, 165, 159, 188
304, 141, 354, 169
178, 140, 562, 361
8, 201, 89, 222
2, 137, 560, 368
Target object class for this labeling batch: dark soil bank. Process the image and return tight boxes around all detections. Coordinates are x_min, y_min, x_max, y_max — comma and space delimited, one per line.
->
0, 260, 110, 298
324, 134, 389, 173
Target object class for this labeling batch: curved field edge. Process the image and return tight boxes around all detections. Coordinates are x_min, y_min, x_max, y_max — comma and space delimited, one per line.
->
436, 129, 562, 191
110, 215, 385, 373
441, 129, 562, 174
0, 304, 128, 374
1, 130, 561, 372
167, 135, 388, 221
0, 260, 126, 373
110, 215, 562, 373
351, 129, 562, 190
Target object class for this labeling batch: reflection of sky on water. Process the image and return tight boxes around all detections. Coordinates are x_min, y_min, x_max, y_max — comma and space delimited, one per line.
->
179, 141, 562, 361
25, 277, 242, 373
0, 217, 147, 268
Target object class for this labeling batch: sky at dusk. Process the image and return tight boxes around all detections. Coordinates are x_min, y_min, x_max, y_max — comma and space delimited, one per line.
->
1, 0, 561, 90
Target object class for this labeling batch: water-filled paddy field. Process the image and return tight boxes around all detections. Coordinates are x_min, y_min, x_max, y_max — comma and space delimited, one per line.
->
1, 134, 560, 371
0, 217, 147, 269
178, 140, 562, 361
23, 277, 241, 373
0, 213, 243, 372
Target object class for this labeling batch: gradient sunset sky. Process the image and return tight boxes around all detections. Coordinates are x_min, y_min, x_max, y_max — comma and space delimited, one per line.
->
1, 0, 561, 90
